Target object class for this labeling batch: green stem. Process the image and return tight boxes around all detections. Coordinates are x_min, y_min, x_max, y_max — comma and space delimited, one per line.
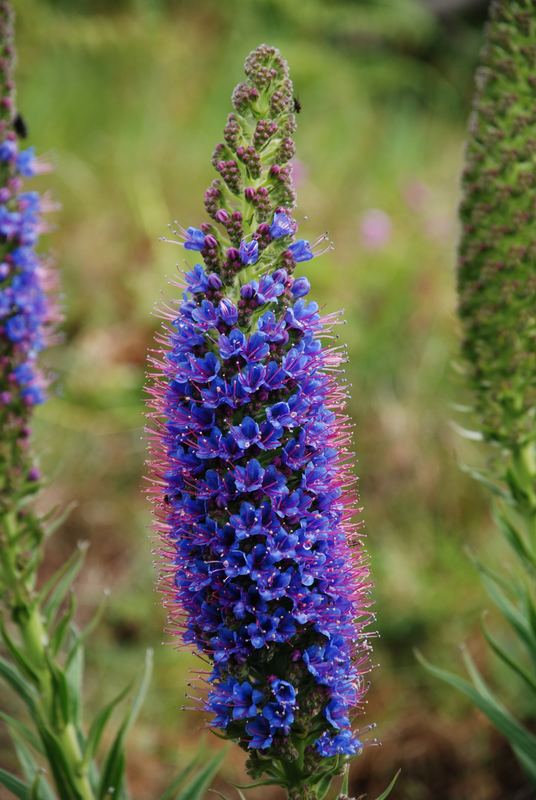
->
0, 513, 96, 800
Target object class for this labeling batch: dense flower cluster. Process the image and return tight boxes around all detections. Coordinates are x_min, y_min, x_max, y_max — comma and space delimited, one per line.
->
148, 44, 373, 794
0, 141, 50, 407
0, 1, 55, 422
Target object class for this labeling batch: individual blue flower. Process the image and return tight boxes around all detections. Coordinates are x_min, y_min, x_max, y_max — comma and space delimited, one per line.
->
288, 239, 314, 262
16, 147, 36, 177
238, 363, 266, 393
291, 276, 311, 297
245, 716, 273, 749
316, 730, 362, 758
234, 459, 264, 492
263, 701, 294, 732
183, 226, 206, 251
219, 297, 238, 325
5, 314, 27, 343
185, 263, 209, 294
191, 299, 219, 329
0, 139, 16, 162
269, 210, 296, 239
232, 681, 264, 720
218, 329, 246, 360
242, 331, 270, 362
325, 697, 351, 729
231, 416, 261, 449
239, 238, 259, 265
255, 274, 285, 304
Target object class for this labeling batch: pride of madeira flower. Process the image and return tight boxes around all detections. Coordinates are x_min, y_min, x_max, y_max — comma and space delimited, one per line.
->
148, 45, 373, 797
0, 0, 57, 499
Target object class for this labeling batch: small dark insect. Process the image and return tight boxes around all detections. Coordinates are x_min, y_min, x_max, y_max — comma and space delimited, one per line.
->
293, 96, 301, 113
13, 113, 28, 139
164, 494, 170, 504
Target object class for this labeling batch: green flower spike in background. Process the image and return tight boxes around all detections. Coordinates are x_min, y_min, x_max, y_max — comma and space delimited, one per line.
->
421, 0, 536, 788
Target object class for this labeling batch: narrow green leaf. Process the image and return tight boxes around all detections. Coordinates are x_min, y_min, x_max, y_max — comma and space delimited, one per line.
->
74, 591, 109, 647
98, 649, 153, 800
36, 723, 81, 800
11, 728, 39, 782
316, 772, 333, 800
460, 463, 510, 501
83, 683, 131, 767
100, 752, 125, 800
0, 617, 40, 684
373, 769, 401, 800
506, 466, 531, 508
0, 711, 43, 754
460, 645, 505, 707
50, 594, 77, 657
233, 778, 281, 789
513, 744, 536, 786
44, 654, 71, 729
494, 507, 536, 570
417, 652, 536, 763
522, 585, 536, 640
29, 772, 55, 800
474, 563, 536, 665
450, 422, 483, 441
177, 751, 225, 800
0, 655, 37, 713
10, 730, 56, 800
0, 767, 30, 799
158, 756, 201, 800
40, 542, 88, 625
482, 623, 536, 694
42, 501, 78, 539
341, 763, 349, 794
65, 639, 84, 724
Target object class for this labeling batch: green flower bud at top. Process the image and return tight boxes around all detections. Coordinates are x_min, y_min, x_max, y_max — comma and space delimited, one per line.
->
457, 0, 536, 448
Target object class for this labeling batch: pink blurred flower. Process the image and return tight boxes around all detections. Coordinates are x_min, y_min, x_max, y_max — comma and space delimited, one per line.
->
359, 208, 392, 250
403, 180, 430, 212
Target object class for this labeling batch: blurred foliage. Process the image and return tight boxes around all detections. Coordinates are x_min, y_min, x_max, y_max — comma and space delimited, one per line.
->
1, 0, 531, 798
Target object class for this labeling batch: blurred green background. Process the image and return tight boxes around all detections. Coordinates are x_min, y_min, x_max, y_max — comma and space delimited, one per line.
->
3, 0, 532, 798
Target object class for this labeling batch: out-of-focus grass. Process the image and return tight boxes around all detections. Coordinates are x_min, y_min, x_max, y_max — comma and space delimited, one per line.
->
3, 0, 530, 798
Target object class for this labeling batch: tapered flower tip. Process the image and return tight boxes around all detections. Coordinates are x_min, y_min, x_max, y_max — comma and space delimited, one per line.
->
232, 43, 294, 117
458, 0, 536, 447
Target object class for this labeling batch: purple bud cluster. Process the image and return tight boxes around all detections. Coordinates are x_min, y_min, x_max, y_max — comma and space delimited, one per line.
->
224, 113, 241, 149
149, 44, 373, 792
254, 119, 278, 149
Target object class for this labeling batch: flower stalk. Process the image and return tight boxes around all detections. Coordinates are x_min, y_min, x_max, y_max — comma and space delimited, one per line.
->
148, 44, 374, 799
0, 6, 223, 799
421, 0, 536, 787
